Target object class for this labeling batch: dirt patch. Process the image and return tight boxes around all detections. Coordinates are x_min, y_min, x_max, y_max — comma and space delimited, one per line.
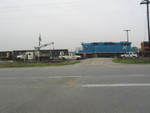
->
56, 77, 79, 87
75, 58, 123, 66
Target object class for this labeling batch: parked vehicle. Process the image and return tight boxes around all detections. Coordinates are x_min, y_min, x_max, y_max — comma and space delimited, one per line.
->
17, 52, 34, 61
59, 52, 81, 60
120, 52, 138, 59
76, 42, 131, 58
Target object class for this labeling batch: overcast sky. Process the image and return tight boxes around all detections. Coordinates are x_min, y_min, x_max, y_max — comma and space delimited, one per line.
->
0, 0, 148, 51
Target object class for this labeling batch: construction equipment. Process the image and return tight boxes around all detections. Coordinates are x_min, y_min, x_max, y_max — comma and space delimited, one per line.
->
34, 42, 54, 61
34, 42, 54, 51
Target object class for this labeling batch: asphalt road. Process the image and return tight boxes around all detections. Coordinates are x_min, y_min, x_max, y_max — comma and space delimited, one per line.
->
0, 59, 150, 113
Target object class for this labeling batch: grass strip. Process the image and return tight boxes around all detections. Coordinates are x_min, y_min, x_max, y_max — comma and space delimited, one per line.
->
0, 61, 80, 68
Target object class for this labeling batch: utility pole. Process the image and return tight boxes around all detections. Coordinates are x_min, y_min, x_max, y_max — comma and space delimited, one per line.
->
124, 30, 131, 42
39, 33, 42, 46
38, 33, 42, 62
140, 0, 150, 61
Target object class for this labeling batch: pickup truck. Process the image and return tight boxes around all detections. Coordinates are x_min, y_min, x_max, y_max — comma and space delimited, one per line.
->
59, 52, 81, 60
120, 52, 138, 59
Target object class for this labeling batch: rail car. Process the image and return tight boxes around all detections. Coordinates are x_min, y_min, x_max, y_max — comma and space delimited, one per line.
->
140, 41, 150, 57
76, 42, 131, 58
0, 51, 12, 60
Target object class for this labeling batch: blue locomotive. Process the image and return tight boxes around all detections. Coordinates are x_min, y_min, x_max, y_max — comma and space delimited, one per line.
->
76, 42, 131, 57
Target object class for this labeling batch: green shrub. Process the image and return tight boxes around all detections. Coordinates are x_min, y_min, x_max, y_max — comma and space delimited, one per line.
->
113, 57, 150, 64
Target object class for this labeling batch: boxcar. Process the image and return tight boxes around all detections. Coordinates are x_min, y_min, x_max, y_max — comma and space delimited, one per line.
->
0, 51, 13, 60
76, 42, 131, 58
39, 49, 68, 60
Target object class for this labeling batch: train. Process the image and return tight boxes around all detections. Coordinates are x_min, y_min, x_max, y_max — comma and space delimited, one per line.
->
75, 42, 131, 58
0, 41, 132, 60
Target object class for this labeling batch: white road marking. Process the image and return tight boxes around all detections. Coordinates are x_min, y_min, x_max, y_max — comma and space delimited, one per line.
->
81, 84, 150, 88
48, 76, 82, 79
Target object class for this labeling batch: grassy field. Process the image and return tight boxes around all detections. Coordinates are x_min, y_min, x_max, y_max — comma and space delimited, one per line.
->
113, 57, 150, 64
0, 61, 80, 68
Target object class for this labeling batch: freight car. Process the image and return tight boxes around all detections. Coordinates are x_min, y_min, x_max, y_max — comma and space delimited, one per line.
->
76, 42, 131, 58
38, 49, 68, 61
140, 41, 150, 57
0, 51, 12, 60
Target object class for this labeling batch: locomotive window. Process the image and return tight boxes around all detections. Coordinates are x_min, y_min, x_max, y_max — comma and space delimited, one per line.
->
104, 43, 114, 45
93, 43, 99, 46
121, 43, 130, 45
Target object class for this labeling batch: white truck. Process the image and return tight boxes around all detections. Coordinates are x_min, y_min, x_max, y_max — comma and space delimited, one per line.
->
59, 52, 81, 60
120, 52, 138, 59
17, 52, 35, 61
